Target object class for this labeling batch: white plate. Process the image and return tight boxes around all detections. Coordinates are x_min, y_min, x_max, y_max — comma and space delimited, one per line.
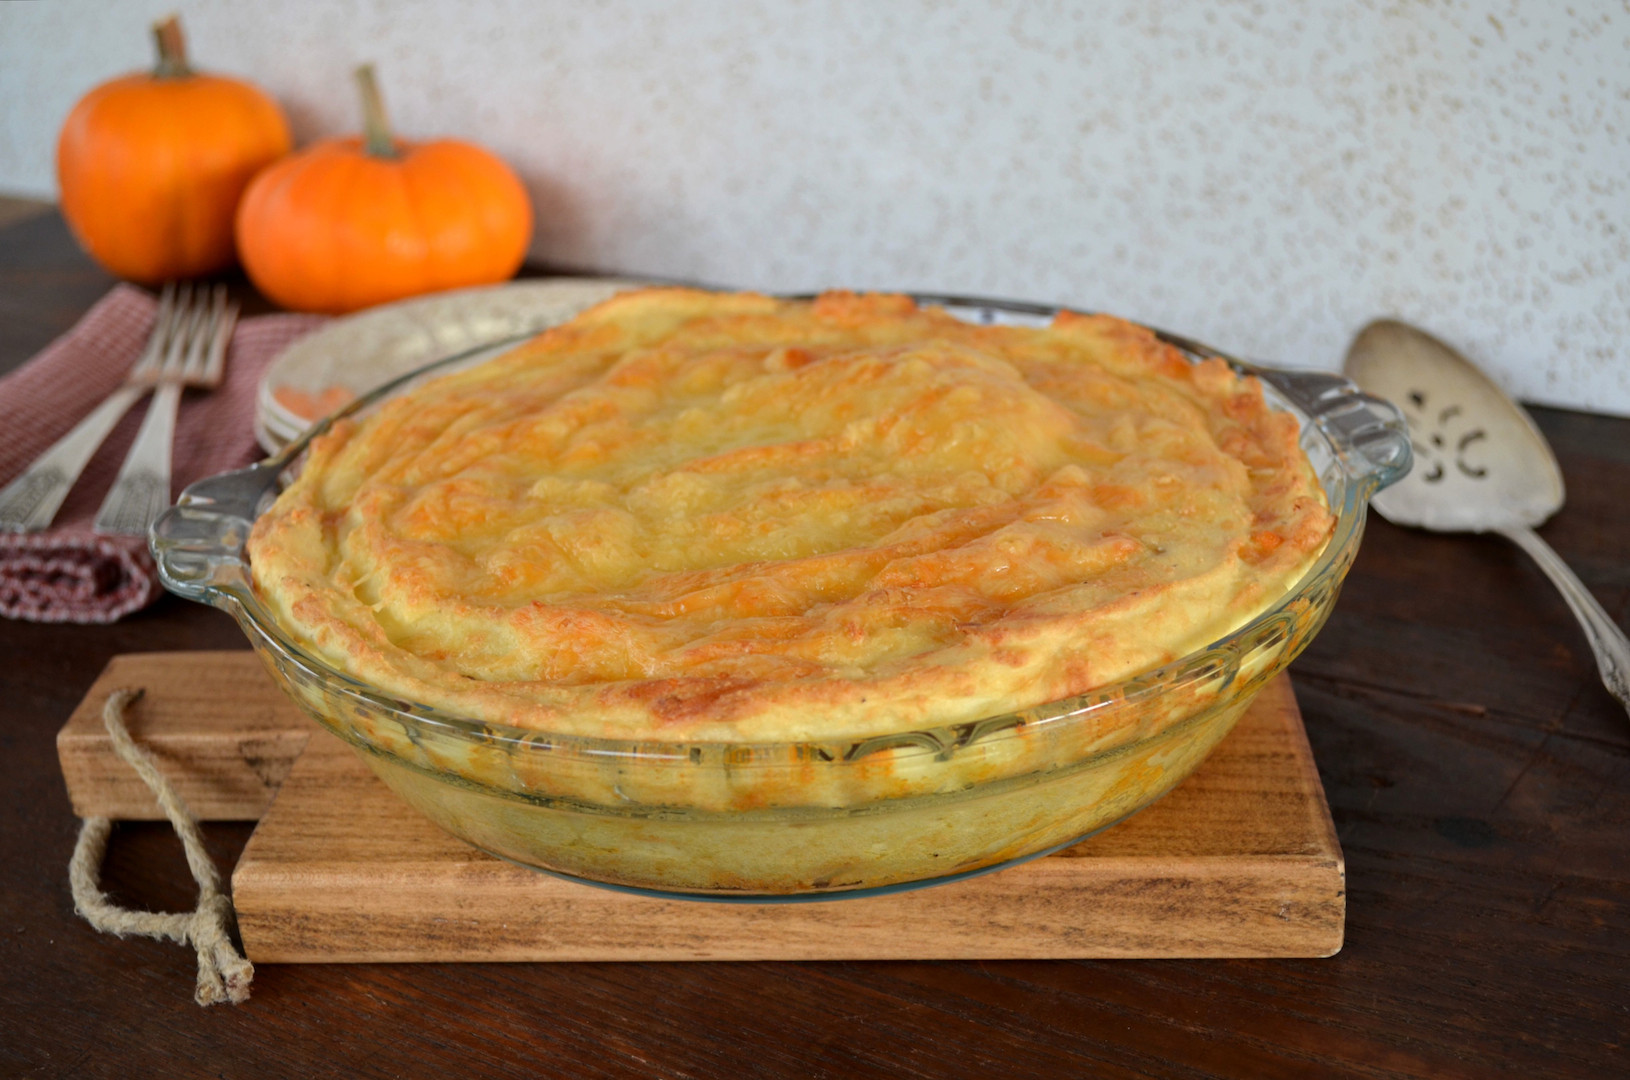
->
256, 277, 650, 454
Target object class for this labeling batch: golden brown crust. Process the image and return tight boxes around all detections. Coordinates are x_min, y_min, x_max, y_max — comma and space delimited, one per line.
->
248, 289, 1332, 741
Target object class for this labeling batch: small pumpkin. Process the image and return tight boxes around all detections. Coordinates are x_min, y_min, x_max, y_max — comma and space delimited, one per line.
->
236, 65, 534, 314
56, 15, 292, 284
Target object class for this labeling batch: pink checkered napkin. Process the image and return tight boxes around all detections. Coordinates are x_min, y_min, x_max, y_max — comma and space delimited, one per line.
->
0, 285, 327, 624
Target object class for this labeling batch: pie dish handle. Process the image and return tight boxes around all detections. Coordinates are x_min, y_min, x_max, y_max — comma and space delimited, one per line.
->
1249, 366, 1413, 494
149, 459, 284, 605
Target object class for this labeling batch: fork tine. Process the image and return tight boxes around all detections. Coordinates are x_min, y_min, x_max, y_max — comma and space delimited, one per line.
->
154, 284, 189, 381
182, 288, 213, 382
130, 283, 177, 381
159, 284, 202, 383
200, 289, 239, 388
179, 286, 219, 382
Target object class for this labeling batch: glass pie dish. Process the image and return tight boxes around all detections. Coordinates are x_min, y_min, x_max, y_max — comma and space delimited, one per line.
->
152, 294, 1410, 901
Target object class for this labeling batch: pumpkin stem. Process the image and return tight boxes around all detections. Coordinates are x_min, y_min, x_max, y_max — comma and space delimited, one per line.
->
355, 64, 398, 159
151, 14, 192, 79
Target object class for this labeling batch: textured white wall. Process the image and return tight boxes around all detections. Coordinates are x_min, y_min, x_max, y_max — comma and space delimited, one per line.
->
2, 0, 1626, 413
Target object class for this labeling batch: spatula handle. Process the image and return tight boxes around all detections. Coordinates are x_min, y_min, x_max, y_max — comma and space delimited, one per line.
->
1498, 525, 1630, 718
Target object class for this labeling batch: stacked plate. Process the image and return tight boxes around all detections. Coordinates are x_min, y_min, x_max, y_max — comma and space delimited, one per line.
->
255, 277, 650, 454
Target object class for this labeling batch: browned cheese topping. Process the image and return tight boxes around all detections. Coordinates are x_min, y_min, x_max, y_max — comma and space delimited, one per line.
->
248, 290, 1333, 741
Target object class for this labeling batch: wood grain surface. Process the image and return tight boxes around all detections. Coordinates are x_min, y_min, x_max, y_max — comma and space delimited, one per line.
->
57, 652, 314, 821
2, 210, 1627, 1079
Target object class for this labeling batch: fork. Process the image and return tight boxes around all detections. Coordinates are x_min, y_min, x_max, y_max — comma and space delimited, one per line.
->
92, 284, 239, 536
0, 285, 184, 533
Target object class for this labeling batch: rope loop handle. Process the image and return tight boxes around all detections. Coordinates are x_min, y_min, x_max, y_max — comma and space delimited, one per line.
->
68, 688, 253, 1005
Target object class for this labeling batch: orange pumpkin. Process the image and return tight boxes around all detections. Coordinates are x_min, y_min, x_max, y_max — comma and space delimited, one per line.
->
236, 66, 534, 314
56, 16, 291, 284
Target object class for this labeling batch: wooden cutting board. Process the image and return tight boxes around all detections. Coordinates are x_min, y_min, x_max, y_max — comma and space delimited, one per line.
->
58, 652, 1344, 962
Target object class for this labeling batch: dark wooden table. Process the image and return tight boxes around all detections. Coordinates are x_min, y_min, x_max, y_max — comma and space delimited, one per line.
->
2, 210, 1626, 1079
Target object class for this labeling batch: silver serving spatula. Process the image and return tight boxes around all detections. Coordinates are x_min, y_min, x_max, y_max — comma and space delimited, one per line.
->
1344, 319, 1629, 717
